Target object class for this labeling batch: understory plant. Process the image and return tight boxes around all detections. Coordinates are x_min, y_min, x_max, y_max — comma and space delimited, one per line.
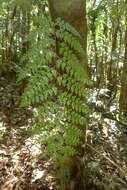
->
18, 15, 91, 183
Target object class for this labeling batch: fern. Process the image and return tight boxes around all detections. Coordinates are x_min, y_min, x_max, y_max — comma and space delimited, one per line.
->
18, 16, 90, 166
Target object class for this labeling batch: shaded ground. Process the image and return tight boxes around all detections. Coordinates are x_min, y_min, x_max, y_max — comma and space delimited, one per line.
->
0, 125, 58, 190
0, 116, 127, 190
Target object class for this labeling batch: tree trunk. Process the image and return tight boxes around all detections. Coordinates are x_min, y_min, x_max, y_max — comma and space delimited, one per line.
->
48, 0, 87, 189
119, 2, 127, 116
48, 0, 87, 70
107, 0, 119, 103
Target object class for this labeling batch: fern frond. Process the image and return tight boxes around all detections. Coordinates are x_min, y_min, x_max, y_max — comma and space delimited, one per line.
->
19, 16, 90, 165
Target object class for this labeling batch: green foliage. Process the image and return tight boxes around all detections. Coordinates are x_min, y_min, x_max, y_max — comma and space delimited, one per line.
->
18, 16, 90, 165
12, 0, 33, 9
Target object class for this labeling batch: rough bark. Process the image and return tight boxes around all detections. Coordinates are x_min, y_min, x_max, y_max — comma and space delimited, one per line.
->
48, 1, 87, 189
119, 1, 127, 116
48, 0, 87, 70
119, 20, 127, 116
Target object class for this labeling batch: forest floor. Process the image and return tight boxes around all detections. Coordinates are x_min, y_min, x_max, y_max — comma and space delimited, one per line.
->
0, 114, 127, 190
0, 125, 58, 190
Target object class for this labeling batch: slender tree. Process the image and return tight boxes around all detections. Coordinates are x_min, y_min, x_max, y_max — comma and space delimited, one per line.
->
119, 0, 127, 116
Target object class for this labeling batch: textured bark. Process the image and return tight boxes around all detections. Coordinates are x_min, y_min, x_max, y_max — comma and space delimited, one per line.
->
119, 1, 127, 116
48, 1, 87, 189
48, 0, 87, 70
119, 23, 127, 115
107, 1, 119, 102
